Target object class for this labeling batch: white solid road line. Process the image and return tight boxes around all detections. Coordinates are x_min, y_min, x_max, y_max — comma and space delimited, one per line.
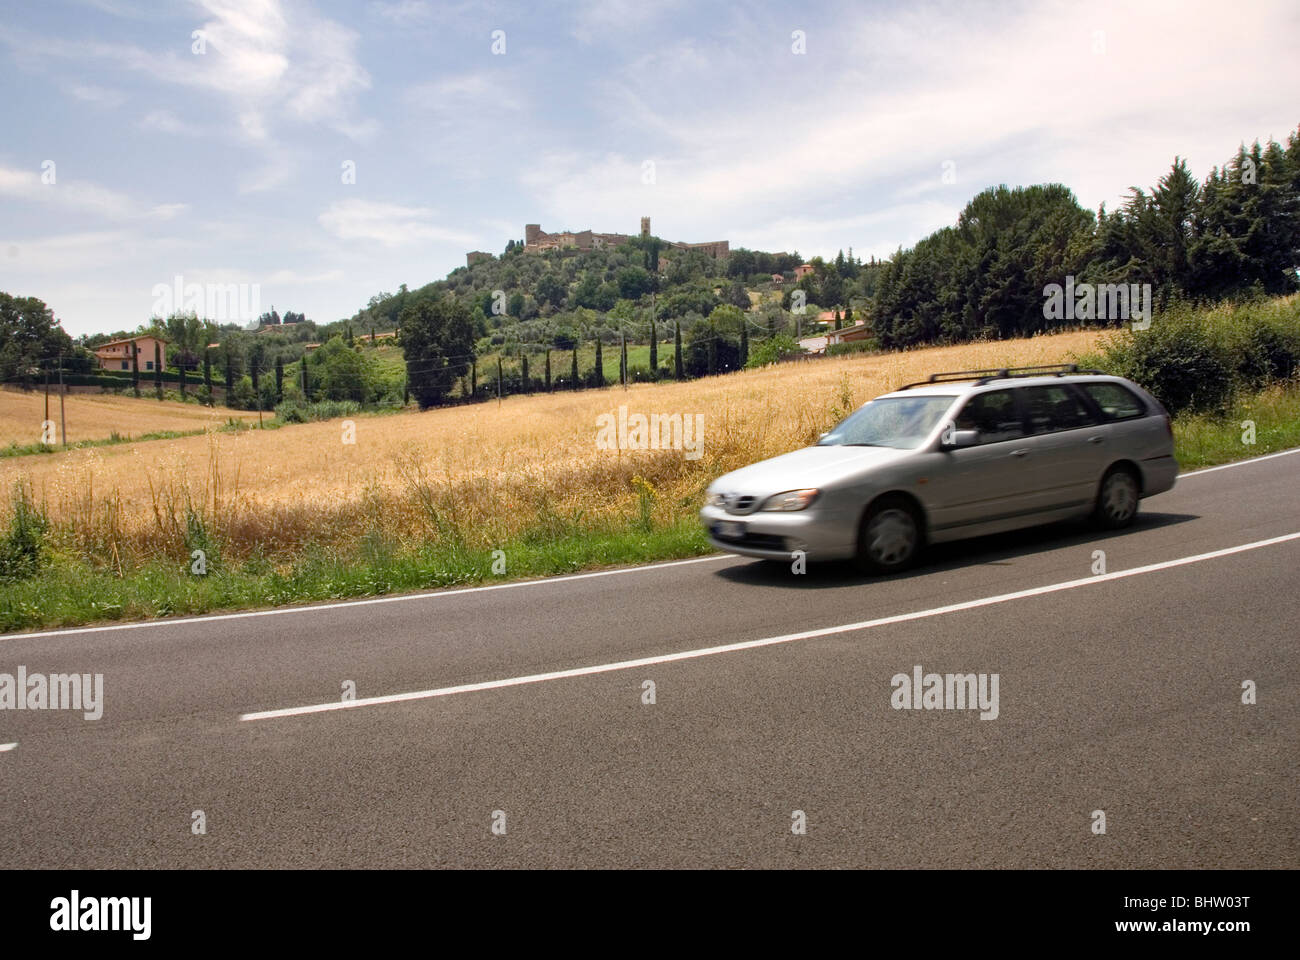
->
1178, 446, 1300, 477
240, 530, 1300, 722
0, 743, 16, 752
4, 445, 1297, 643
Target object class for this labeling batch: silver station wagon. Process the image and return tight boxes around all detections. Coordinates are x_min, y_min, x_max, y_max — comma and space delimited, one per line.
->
701, 364, 1177, 573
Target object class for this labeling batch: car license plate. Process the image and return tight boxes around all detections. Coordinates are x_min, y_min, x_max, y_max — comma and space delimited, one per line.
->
715, 520, 745, 539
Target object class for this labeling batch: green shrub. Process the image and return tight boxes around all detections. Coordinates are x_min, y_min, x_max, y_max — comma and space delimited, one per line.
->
0, 483, 49, 581
1098, 296, 1300, 416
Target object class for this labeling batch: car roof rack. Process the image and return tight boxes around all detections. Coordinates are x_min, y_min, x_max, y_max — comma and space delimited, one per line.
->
895, 363, 1107, 391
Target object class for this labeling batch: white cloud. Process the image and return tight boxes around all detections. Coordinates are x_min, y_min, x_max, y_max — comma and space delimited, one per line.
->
68, 83, 126, 106
0, 164, 184, 222
318, 199, 477, 247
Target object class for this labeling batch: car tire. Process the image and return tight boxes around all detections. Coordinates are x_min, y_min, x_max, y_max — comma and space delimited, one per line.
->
1093, 465, 1140, 529
856, 496, 922, 574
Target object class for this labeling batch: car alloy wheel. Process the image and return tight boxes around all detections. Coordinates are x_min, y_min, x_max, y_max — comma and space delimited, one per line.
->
864, 506, 918, 569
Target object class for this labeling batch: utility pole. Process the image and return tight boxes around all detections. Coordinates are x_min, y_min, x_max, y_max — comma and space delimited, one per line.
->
58, 355, 67, 449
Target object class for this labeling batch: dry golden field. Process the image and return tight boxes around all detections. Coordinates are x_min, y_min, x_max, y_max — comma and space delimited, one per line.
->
0, 387, 259, 448
0, 330, 1104, 568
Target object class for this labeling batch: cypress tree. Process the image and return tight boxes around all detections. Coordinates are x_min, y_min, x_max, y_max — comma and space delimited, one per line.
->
154, 342, 163, 399
594, 335, 604, 387
301, 354, 309, 400
250, 351, 260, 413
619, 330, 627, 385
544, 350, 551, 390
203, 348, 212, 395
649, 318, 657, 375
496, 355, 503, 396
571, 344, 579, 389
131, 339, 140, 397
673, 321, 683, 379
471, 357, 477, 397
521, 353, 530, 392
224, 345, 233, 398
275, 355, 284, 401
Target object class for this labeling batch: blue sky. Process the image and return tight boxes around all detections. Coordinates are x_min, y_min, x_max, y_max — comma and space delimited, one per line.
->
2, 0, 1298, 337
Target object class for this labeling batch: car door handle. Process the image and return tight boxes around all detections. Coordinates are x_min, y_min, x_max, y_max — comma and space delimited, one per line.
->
1010, 448, 1030, 457
1087, 436, 1104, 444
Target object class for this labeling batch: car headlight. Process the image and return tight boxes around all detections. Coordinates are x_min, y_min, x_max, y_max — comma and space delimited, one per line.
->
760, 488, 820, 511
705, 490, 726, 508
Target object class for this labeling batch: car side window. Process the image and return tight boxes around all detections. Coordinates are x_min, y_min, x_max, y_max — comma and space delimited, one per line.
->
1022, 384, 1100, 434
1080, 382, 1145, 421
953, 389, 1024, 444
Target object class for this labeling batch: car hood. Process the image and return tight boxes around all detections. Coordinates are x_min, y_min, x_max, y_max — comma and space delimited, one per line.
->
711, 444, 911, 498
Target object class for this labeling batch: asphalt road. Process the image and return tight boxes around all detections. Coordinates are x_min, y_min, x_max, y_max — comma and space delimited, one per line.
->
1, 449, 1297, 868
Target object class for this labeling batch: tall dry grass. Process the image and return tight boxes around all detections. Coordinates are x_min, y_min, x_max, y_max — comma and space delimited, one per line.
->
0, 386, 258, 447
0, 330, 1103, 568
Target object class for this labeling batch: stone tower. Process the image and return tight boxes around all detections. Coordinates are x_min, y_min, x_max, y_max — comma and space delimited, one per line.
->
525, 224, 541, 246
640, 216, 650, 238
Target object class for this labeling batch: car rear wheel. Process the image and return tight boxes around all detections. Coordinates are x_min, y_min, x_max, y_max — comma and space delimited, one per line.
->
1093, 466, 1139, 529
857, 497, 921, 574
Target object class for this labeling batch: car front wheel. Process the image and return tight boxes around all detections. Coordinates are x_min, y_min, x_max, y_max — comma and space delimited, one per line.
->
857, 497, 921, 574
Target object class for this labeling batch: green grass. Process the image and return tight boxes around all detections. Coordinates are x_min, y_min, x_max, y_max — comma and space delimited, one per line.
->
0, 516, 711, 633
0, 428, 208, 459
1172, 385, 1300, 470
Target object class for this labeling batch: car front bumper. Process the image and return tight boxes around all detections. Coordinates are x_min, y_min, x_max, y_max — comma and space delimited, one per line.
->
699, 503, 858, 561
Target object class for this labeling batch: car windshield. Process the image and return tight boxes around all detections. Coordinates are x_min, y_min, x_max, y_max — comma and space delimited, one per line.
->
818, 395, 957, 449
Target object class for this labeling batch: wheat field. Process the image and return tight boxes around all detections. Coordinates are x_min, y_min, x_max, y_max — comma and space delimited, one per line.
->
0, 330, 1105, 568
0, 387, 260, 448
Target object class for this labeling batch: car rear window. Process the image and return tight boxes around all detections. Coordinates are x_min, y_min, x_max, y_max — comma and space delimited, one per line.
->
1081, 382, 1146, 420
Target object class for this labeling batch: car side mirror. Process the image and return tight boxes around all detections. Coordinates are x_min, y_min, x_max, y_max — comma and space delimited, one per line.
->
941, 429, 980, 449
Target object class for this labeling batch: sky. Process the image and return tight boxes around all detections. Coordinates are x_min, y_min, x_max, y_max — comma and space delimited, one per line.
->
1, 0, 1298, 338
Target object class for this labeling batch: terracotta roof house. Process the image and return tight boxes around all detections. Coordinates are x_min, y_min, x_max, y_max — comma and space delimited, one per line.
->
93, 335, 168, 372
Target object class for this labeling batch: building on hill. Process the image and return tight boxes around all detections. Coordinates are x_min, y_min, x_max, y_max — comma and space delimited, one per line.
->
794, 263, 815, 280
466, 251, 494, 268
511, 217, 729, 259
93, 335, 168, 372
